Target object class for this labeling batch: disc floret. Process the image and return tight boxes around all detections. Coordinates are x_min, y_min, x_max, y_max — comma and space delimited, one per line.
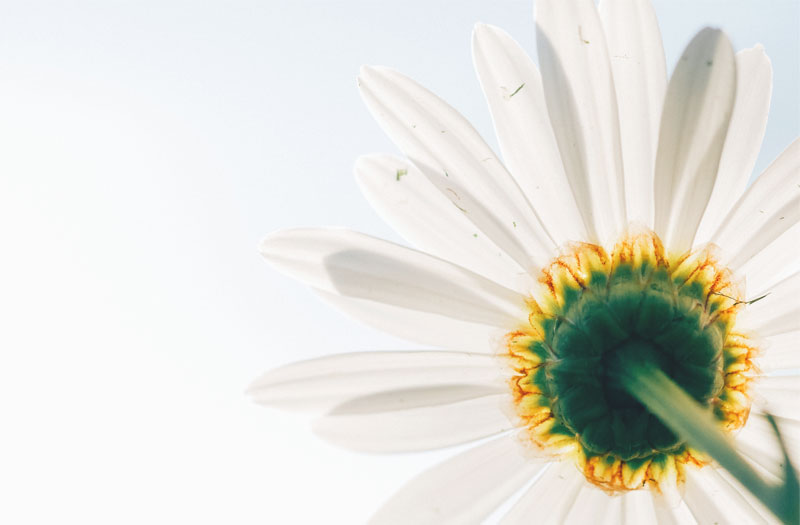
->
505, 231, 756, 491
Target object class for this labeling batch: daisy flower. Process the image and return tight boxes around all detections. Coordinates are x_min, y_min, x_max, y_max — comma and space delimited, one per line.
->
250, 0, 799, 522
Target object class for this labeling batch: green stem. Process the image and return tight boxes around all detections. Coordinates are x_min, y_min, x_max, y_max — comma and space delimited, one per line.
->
619, 362, 799, 524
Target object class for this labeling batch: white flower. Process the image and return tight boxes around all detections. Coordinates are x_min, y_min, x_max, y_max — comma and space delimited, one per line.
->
250, 0, 799, 523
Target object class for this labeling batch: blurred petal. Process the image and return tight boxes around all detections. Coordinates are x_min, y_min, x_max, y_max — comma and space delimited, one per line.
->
499, 461, 583, 524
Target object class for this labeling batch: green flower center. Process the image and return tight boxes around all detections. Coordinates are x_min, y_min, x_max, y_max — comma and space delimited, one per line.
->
541, 265, 725, 460
505, 232, 754, 490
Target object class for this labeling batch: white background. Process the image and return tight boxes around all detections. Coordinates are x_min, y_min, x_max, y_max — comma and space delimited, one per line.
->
0, 1, 797, 523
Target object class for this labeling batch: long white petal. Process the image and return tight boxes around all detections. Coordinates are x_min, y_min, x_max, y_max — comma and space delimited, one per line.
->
599, 0, 667, 228
742, 270, 800, 337
355, 154, 527, 291
683, 467, 769, 524
739, 222, 800, 298
260, 228, 525, 328
315, 289, 501, 351
736, 412, 800, 478
499, 461, 583, 524
712, 139, 800, 271
563, 485, 621, 524
653, 28, 736, 253
621, 490, 658, 524
471, 23, 587, 245
651, 492, 696, 525
247, 350, 503, 413
757, 330, 800, 373
313, 393, 512, 453
695, 46, 773, 244
358, 65, 555, 271
535, 0, 627, 244
369, 434, 544, 524
753, 376, 800, 425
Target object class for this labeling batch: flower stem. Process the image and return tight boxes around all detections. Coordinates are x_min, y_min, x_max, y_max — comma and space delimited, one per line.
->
618, 362, 799, 525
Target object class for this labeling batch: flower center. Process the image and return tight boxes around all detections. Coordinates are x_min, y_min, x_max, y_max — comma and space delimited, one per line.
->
505, 231, 756, 491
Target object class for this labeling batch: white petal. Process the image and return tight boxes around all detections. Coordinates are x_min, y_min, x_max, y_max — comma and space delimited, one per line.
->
599, 0, 667, 228
247, 350, 503, 413
683, 467, 768, 524
535, 0, 627, 244
260, 228, 525, 328
739, 222, 800, 297
563, 485, 621, 525
715, 468, 781, 524
315, 289, 501, 351
499, 461, 584, 524
757, 330, 800, 373
313, 393, 512, 453
651, 492, 696, 525
358, 65, 555, 271
712, 138, 800, 271
695, 46, 773, 244
369, 434, 544, 524
471, 23, 587, 246
742, 270, 800, 337
753, 375, 800, 423
736, 412, 800, 478
355, 154, 527, 291
621, 490, 658, 524
653, 28, 736, 253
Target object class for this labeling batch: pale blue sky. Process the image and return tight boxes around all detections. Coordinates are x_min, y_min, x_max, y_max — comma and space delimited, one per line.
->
0, 1, 797, 523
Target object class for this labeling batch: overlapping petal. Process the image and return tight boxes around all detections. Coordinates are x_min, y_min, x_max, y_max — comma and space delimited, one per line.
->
652, 28, 737, 253
695, 46, 773, 244
247, 350, 503, 413
599, 0, 667, 228
535, 0, 627, 244
358, 65, 555, 272
260, 228, 525, 328
355, 154, 527, 291
471, 23, 587, 246
370, 434, 545, 523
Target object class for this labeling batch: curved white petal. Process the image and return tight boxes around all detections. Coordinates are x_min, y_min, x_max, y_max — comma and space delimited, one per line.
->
471, 23, 587, 245
651, 492, 696, 525
757, 330, 800, 373
369, 434, 544, 524
753, 375, 800, 424
358, 65, 555, 272
739, 222, 800, 298
653, 28, 736, 253
683, 467, 769, 524
712, 138, 800, 271
313, 393, 512, 453
247, 350, 503, 413
621, 490, 658, 524
355, 154, 528, 291
695, 46, 773, 244
535, 0, 627, 244
499, 461, 583, 524
315, 289, 502, 351
599, 0, 667, 228
742, 270, 800, 337
563, 485, 621, 524
716, 468, 781, 524
260, 228, 525, 328
736, 412, 800, 478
